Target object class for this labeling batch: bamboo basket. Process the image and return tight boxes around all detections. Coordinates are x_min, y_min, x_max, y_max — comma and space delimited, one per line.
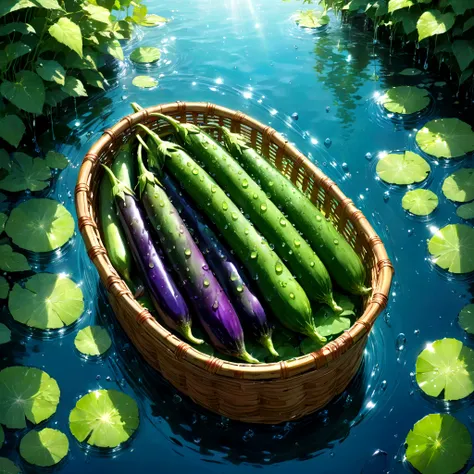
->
75, 101, 393, 424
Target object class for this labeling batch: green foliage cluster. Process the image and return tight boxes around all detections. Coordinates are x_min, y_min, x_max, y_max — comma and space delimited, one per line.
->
0, 0, 157, 149
298, 0, 474, 85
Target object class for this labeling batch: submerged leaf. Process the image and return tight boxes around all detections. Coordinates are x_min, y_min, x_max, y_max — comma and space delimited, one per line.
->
376, 151, 430, 185
402, 189, 438, 216
417, 10, 455, 42
380, 86, 430, 114
0, 366, 60, 429
459, 304, 474, 335
69, 390, 139, 448
6, 198, 75, 253
442, 168, 474, 203
132, 75, 158, 88
0, 70, 45, 115
20, 428, 68, 467
457, 202, 474, 220
0, 152, 51, 192
74, 326, 112, 356
9, 273, 84, 330
0, 244, 30, 272
405, 414, 471, 474
130, 46, 161, 63
416, 118, 474, 159
399, 68, 423, 76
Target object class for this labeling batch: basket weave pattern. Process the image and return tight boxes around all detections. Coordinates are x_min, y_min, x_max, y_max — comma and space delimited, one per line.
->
75, 102, 393, 424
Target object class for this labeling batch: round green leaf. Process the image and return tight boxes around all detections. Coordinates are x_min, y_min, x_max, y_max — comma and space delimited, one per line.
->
0, 152, 51, 192
0, 366, 60, 429
0, 458, 20, 474
0, 71, 45, 115
402, 189, 438, 216
380, 86, 430, 114
132, 75, 158, 89
300, 337, 322, 355
0, 244, 30, 272
45, 151, 68, 169
6, 198, 75, 252
416, 338, 474, 400
459, 304, 474, 335
137, 14, 168, 27
388, 0, 414, 13
0, 276, 9, 299
405, 413, 471, 474
376, 151, 430, 185
130, 47, 161, 64
20, 428, 68, 467
399, 68, 423, 76
0, 22, 36, 36
69, 389, 139, 448
48, 17, 82, 58
313, 293, 355, 337
74, 326, 112, 356
0, 212, 6, 233
428, 224, 474, 274
295, 10, 329, 28
35, 59, 65, 86
457, 202, 474, 220
0, 323, 11, 345
9, 273, 84, 330
417, 10, 455, 42
0, 115, 25, 148
442, 168, 474, 203
416, 118, 474, 159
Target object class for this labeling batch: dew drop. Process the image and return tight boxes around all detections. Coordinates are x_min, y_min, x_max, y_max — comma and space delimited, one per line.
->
211, 185, 217, 193
280, 218, 286, 227
231, 212, 238, 221
289, 292, 295, 299
365, 152, 373, 161
253, 193, 258, 199
294, 240, 300, 248
212, 300, 219, 310
333, 239, 339, 245
192, 168, 199, 175
222, 201, 228, 211
236, 285, 243, 293
310, 261, 315, 267
316, 216, 322, 222
275, 262, 283, 275
184, 248, 192, 257
260, 203, 267, 212
203, 279, 210, 288
242, 179, 249, 188
149, 262, 155, 268
250, 250, 258, 259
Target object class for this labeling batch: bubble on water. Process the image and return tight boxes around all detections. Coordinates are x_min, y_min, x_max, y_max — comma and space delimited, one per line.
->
407, 229, 413, 236
383, 191, 390, 201
341, 162, 349, 172
96, 375, 101, 380
106, 376, 112, 382
291, 112, 299, 120
365, 152, 373, 161
396, 333, 406, 351
326, 106, 330, 112
173, 394, 182, 403
324, 138, 332, 147
414, 329, 420, 335
242, 429, 254, 441
380, 380, 387, 391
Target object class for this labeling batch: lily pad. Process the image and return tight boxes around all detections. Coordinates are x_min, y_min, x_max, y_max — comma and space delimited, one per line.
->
428, 224, 474, 274
130, 47, 161, 64
442, 168, 474, 203
402, 189, 438, 216
137, 14, 168, 27
380, 86, 430, 114
6, 198, 75, 252
295, 10, 329, 29
20, 428, 68, 467
0, 323, 11, 344
0, 244, 30, 272
376, 151, 430, 185
9, 273, 84, 330
457, 202, 474, 220
416, 118, 474, 159
132, 75, 158, 88
69, 389, 139, 448
405, 413, 471, 474
416, 338, 474, 400
399, 68, 423, 76
314, 293, 355, 337
74, 326, 111, 356
45, 151, 68, 169
0, 366, 60, 429
0, 458, 20, 474
0, 152, 51, 192
0, 212, 6, 233
459, 304, 474, 335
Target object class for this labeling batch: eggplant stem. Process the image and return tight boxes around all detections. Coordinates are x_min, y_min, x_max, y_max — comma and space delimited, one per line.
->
180, 324, 204, 345
239, 349, 259, 364
260, 335, 279, 357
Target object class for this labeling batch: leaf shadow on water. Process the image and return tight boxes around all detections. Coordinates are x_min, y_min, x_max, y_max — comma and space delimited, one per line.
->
97, 285, 370, 466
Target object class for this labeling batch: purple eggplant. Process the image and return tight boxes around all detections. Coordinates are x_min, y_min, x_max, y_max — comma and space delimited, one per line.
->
163, 175, 278, 357
135, 143, 258, 363
101, 165, 202, 345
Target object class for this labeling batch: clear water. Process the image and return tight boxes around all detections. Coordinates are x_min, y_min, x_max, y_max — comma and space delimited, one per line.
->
3, 1, 474, 473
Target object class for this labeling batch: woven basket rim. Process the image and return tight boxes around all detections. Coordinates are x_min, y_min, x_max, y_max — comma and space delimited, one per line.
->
75, 101, 393, 380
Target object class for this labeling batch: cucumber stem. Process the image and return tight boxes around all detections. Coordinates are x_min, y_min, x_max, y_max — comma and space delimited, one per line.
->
327, 297, 343, 313
308, 328, 327, 344
180, 324, 204, 345
260, 335, 279, 357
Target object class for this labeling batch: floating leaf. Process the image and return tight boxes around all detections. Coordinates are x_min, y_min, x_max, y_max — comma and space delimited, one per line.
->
442, 169, 474, 203
416, 338, 474, 400
0, 115, 25, 148
295, 10, 329, 28
36, 59, 65, 86
0, 152, 51, 192
74, 326, 111, 356
132, 75, 158, 88
376, 151, 430, 185
0, 212, 6, 233
428, 224, 474, 274
0, 366, 60, 429
380, 86, 430, 114
0, 245, 30, 272
0, 22, 35, 35
314, 293, 355, 337
417, 10, 455, 42
416, 118, 474, 159
0, 277, 9, 299
399, 68, 423, 76
69, 389, 139, 448
20, 428, 68, 467
61, 76, 87, 98
6, 198, 74, 252
457, 202, 474, 220
9, 273, 84, 330
387, 0, 413, 14
0, 323, 11, 344
130, 46, 161, 64
402, 189, 438, 216
0, 458, 20, 474
406, 413, 471, 474
459, 304, 474, 335
48, 17, 82, 57
45, 151, 68, 169
0, 71, 45, 115
137, 14, 168, 26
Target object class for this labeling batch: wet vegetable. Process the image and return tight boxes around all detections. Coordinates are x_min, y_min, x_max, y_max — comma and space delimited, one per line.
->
215, 125, 370, 296
137, 124, 326, 343
162, 174, 277, 356
102, 165, 201, 344
136, 144, 257, 363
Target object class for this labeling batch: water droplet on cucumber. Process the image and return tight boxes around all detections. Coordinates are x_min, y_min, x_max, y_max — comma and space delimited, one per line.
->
222, 201, 228, 211
192, 168, 199, 175
294, 240, 301, 247
231, 212, 238, 221
275, 262, 283, 275
250, 250, 258, 259
289, 293, 295, 299
184, 248, 192, 257
242, 179, 249, 188
280, 218, 286, 227
260, 203, 267, 212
